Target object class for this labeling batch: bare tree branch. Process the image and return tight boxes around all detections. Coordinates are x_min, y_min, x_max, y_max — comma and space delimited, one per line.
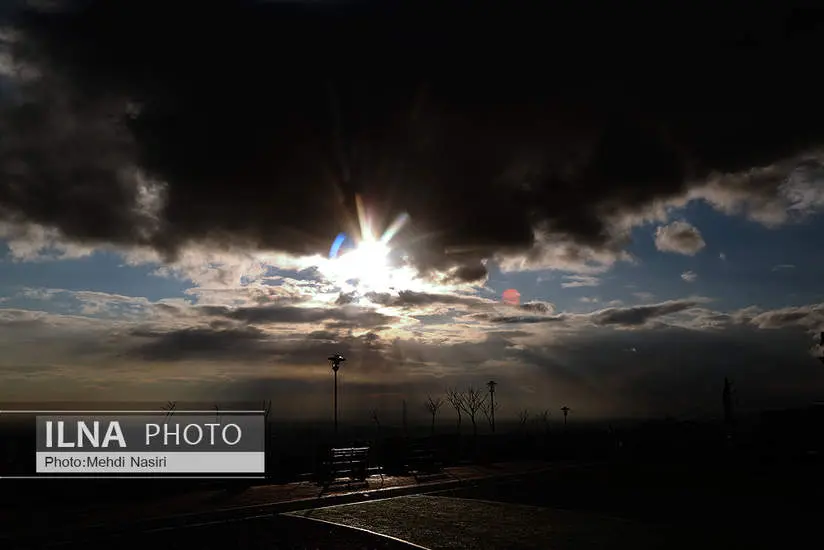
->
458, 386, 487, 437
518, 408, 530, 428
533, 409, 550, 433
425, 395, 444, 435
445, 388, 465, 433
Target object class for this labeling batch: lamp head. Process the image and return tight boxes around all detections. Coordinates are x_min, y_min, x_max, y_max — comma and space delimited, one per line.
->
328, 353, 346, 371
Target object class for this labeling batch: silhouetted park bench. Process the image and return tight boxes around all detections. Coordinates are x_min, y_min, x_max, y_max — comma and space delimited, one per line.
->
406, 446, 442, 474
318, 446, 370, 484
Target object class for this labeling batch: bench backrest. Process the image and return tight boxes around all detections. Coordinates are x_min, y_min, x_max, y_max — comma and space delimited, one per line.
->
330, 447, 369, 458
325, 447, 370, 478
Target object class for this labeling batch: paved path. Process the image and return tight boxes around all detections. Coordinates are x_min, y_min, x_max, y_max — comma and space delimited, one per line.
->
46, 514, 423, 550
1, 460, 571, 545
287, 495, 667, 550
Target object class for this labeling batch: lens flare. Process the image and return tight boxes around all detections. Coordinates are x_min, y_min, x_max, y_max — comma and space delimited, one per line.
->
502, 288, 521, 306
329, 233, 347, 258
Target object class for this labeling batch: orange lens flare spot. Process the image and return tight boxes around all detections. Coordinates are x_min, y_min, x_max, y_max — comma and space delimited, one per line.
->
502, 288, 521, 305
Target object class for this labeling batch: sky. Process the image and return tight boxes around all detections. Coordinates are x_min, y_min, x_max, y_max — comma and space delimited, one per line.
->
1, 1, 824, 423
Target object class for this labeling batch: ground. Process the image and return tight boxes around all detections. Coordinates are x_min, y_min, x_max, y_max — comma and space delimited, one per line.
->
5, 458, 820, 549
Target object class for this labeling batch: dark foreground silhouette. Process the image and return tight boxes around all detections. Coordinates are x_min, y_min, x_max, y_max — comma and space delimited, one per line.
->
2, 405, 822, 548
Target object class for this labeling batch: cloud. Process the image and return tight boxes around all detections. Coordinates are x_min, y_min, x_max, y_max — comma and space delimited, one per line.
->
470, 313, 569, 326
0, 1, 821, 281
468, 298, 713, 329
589, 299, 703, 327
128, 325, 271, 362
681, 270, 697, 282
560, 275, 601, 288
771, 264, 796, 271
719, 252, 726, 261
689, 155, 824, 227
203, 303, 399, 329
363, 290, 493, 310
4, 295, 824, 416
654, 220, 706, 255
0, 221, 95, 261
749, 304, 824, 331
518, 301, 555, 314
633, 292, 655, 302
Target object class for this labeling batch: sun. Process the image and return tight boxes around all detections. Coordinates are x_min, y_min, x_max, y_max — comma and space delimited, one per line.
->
318, 194, 417, 293
310, 194, 475, 299
349, 240, 391, 273
330, 237, 393, 289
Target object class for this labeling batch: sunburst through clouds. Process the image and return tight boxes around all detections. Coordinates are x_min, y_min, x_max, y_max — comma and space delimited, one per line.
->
317, 194, 419, 294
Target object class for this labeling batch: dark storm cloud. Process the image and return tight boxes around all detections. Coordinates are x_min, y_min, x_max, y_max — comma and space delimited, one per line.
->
363, 291, 554, 317
127, 322, 390, 364
445, 264, 488, 283
469, 306, 565, 325
482, 315, 568, 325
364, 290, 490, 309
2, 2, 823, 276
335, 291, 357, 305
199, 303, 398, 327
519, 302, 554, 314
469, 299, 700, 327
591, 300, 700, 327
128, 325, 270, 361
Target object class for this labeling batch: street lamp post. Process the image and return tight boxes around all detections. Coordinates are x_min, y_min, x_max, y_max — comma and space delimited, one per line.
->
486, 380, 497, 433
328, 353, 346, 435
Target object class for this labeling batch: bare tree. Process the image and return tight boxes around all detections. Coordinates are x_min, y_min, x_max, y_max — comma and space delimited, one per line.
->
424, 396, 444, 435
370, 409, 381, 443
445, 388, 465, 434
459, 386, 487, 438
518, 409, 530, 429
535, 409, 550, 433
481, 398, 500, 432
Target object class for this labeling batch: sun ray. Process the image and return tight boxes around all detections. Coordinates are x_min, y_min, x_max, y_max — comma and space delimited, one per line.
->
380, 212, 410, 245
355, 194, 374, 243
